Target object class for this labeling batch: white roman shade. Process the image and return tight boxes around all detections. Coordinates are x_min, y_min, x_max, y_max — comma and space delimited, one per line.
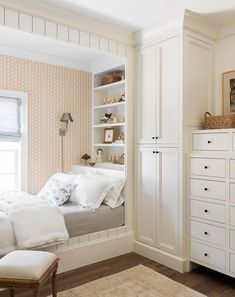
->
0, 96, 21, 140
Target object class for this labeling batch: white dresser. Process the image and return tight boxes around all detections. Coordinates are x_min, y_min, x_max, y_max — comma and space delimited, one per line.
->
189, 128, 235, 277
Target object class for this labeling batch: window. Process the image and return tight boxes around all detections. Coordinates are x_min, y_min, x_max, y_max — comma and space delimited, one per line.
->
0, 91, 28, 193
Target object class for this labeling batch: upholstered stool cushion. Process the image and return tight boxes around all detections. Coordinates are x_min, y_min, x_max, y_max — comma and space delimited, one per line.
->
0, 250, 57, 280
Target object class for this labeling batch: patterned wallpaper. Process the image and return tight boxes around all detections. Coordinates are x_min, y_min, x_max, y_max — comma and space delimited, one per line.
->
0, 55, 92, 194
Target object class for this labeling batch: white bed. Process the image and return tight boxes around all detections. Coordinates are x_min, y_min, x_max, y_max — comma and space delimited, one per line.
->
0, 165, 126, 260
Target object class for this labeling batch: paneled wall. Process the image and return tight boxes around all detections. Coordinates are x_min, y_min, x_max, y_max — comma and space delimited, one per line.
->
0, 55, 92, 194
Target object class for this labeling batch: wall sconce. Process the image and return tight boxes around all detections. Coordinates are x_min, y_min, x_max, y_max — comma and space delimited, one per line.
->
59, 113, 73, 172
59, 113, 73, 136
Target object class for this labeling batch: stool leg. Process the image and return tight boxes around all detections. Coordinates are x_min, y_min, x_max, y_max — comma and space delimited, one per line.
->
33, 285, 40, 297
10, 288, 14, 297
52, 269, 57, 297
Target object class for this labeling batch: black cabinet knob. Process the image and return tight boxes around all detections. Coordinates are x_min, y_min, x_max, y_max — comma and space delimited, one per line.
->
156, 137, 159, 139
204, 187, 208, 191
204, 231, 208, 235
208, 140, 211, 144
204, 209, 208, 213
204, 253, 208, 257
152, 137, 155, 139
204, 166, 208, 169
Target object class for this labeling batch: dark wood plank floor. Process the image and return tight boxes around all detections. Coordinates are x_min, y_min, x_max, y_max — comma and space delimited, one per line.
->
1, 252, 235, 297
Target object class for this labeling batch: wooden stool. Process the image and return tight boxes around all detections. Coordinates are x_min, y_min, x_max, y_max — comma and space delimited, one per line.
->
0, 250, 59, 297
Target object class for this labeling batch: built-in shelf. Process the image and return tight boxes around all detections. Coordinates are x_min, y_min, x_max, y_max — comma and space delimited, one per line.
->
94, 80, 125, 91
94, 143, 125, 147
93, 122, 125, 128
94, 102, 125, 109
93, 64, 126, 172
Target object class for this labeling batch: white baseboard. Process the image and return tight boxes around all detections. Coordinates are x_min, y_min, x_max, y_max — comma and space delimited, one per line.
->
55, 232, 134, 273
133, 240, 188, 273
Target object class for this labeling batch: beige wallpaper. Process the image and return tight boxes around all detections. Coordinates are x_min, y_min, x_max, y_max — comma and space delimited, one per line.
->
0, 55, 92, 194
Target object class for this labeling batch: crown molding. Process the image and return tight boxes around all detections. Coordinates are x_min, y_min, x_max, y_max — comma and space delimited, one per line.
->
183, 10, 218, 41
134, 12, 183, 47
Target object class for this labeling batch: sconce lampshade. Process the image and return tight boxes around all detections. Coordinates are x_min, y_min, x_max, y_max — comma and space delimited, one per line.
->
61, 113, 73, 124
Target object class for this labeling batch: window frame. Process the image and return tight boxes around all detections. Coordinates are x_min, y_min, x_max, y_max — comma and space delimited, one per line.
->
0, 90, 28, 192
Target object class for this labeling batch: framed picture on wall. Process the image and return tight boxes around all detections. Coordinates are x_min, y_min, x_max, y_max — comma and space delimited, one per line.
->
104, 128, 114, 143
222, 70, 235, 115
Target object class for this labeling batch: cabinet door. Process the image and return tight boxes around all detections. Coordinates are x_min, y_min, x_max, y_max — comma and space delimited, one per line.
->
137, 46, 157, 144
156, 37, 180, 145
136, 147, 157, 246
156, 148, 179, 254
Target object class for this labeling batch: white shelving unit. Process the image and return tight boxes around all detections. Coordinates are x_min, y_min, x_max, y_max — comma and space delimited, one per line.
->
92, 65, 126, 170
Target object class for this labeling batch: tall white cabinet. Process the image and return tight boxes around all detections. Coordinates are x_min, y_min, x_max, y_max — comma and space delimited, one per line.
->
137, 37, 180, 145
134, 12, 215, 272
136, 36, 180, 255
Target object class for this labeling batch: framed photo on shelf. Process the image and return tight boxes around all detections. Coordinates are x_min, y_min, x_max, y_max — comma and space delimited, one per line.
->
104, 128, 114, 143
222, 70, 235, 114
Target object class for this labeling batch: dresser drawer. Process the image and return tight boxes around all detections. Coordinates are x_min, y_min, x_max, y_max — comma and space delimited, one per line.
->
229, 207, 235, 226
230, 160, 235, 179
230, 183, 235, 202
190, 179, 226, 201
190, 157, 226, 178
193, 133, 229, 151
190, 241, 226, 270
190, 220, 226, 247
190, 199, 226, 223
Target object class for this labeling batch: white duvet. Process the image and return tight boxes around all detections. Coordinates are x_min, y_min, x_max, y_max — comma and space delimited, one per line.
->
0, 191, 69, 256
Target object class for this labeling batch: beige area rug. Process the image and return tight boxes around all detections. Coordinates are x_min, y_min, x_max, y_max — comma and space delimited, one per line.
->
56, 265, 206, 297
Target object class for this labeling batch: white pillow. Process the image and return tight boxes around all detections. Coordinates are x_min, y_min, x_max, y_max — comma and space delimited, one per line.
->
38, 180, 75, 206
88, 173, 125, 208
49, 172, 78, 184
70, 175, 111, 209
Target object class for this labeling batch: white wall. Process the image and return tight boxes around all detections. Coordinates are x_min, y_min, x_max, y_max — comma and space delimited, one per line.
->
214, 34, 235, 114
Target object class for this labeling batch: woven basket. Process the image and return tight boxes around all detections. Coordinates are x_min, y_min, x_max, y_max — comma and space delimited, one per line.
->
101, 71, 124, 85
203, 112, 235, 129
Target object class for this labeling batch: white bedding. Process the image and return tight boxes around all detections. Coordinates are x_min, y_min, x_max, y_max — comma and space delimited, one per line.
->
0, 191, 69, 256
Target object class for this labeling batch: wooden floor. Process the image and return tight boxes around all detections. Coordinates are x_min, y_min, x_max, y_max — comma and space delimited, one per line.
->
1, 252, 235, 297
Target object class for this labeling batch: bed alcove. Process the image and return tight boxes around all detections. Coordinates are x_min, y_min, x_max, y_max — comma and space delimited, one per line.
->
0, 24, 134, 273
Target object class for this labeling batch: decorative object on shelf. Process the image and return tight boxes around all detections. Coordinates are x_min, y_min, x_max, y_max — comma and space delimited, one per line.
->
59, 112, 73, 172
118, 153, 125, 165
114, 131, 125, 144
95, 149, 104, 163
100, 113, 118, 123
119, 92, 125, 102
101, 71, 124, 86
203, 112, 235, 129
88, 161, 96, 167
222, 70, 235, 115
104, 128, 114, 143
81, 153, 91, 165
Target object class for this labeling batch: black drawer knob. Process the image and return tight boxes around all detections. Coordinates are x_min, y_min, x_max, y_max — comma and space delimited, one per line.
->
204, 188, 208, 191
204, 209, 208, 213
204, 253, 208, 257
156, 137, 159, 139
208, 140, 211, 144
204, 166, 208, 169
204, 231, 208, 235
152, 137, 155, 139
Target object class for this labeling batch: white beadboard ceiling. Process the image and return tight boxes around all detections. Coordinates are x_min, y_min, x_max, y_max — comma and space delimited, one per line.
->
38, 0, 235, 32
